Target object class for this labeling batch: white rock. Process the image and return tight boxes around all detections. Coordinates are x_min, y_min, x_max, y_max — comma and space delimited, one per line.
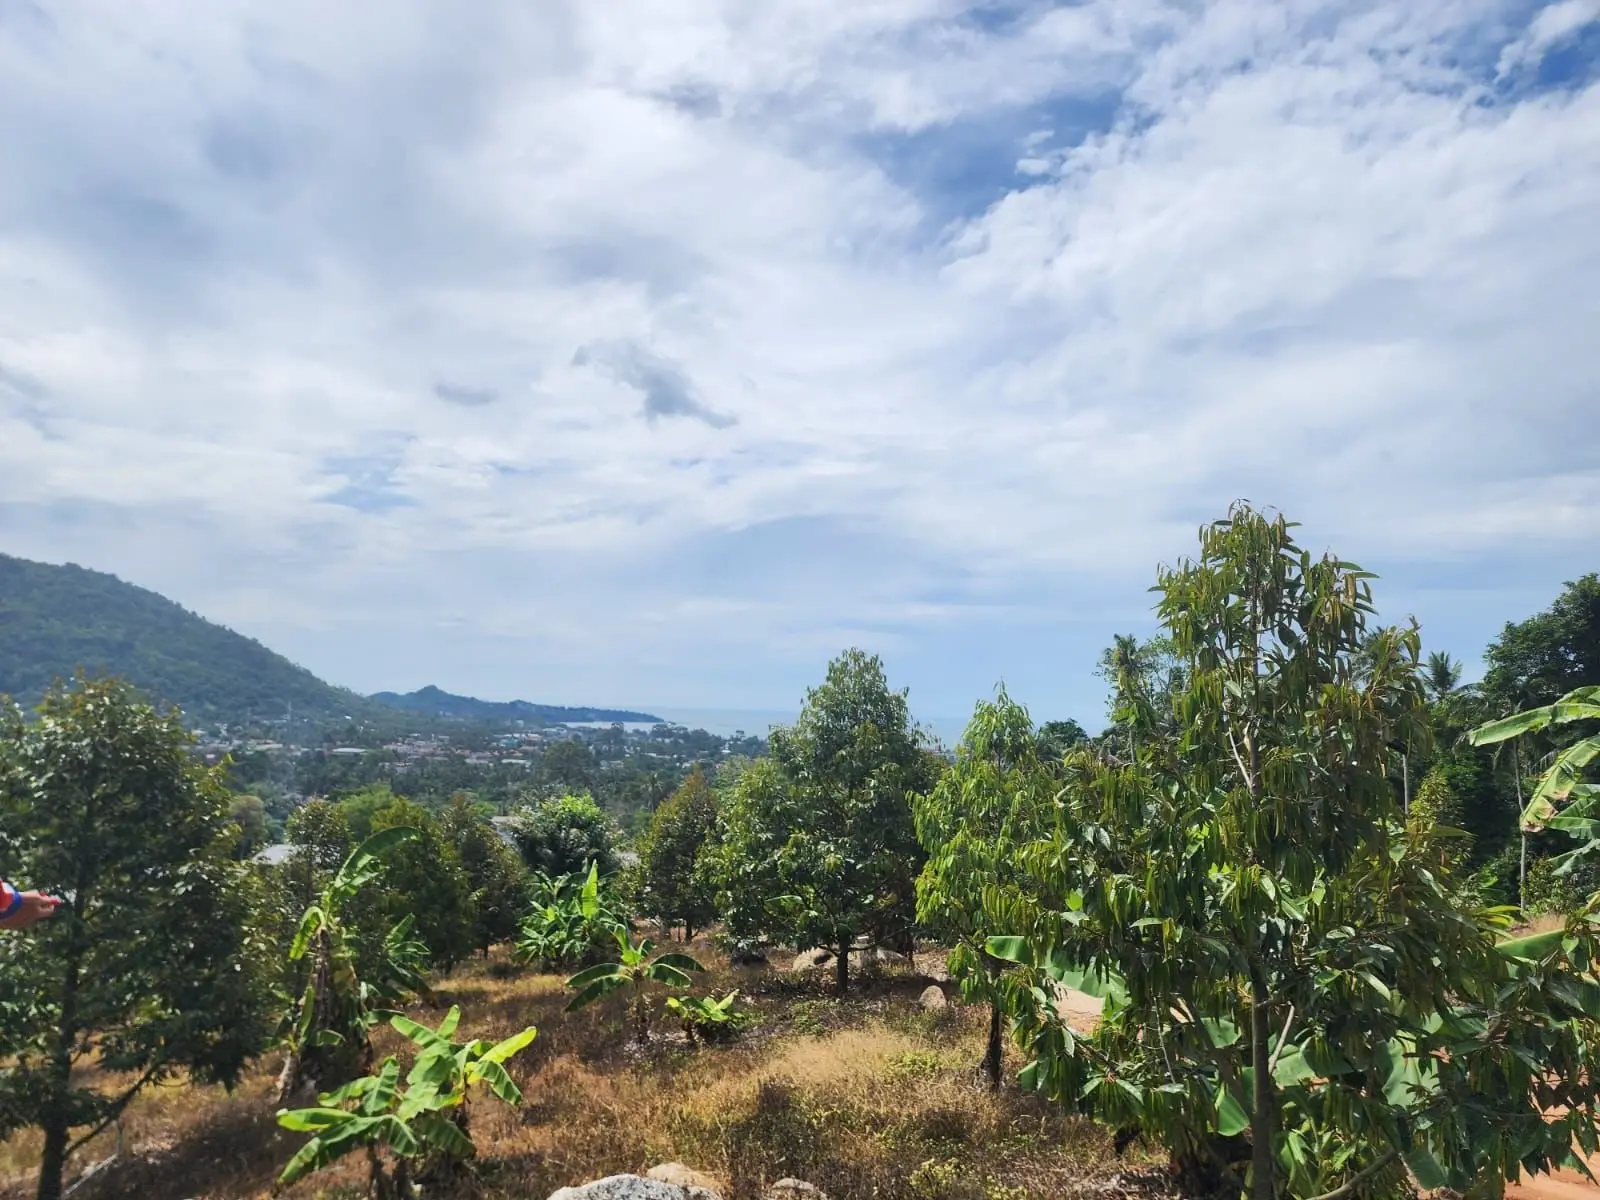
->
766, 1180, 828, 1200
789, 947, 834, 972
549, 1173, 720, 1200
918, 984, 948, 1011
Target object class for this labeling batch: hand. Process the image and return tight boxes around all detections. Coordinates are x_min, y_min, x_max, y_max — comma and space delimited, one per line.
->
0, 891, 62, 931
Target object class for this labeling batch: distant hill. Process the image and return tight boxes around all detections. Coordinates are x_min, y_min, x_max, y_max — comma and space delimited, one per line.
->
0, 553, 370, 724
369, 685, 662, 726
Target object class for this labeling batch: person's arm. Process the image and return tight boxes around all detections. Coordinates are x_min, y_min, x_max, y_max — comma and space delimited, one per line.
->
0, 879, 60, 931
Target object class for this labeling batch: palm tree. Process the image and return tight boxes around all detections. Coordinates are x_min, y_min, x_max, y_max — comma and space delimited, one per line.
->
1426, 651, 1464, 702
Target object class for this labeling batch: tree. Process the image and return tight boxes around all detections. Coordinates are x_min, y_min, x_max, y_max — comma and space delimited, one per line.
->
634, 766, 720, 940
913, 689, 1057, 1089
507, 792, 619, 878
1481, 574, 1600, 711
983, 505, 1600, 1200
1036, 718, 1089, 760
538, 738, 598, 795
370, 799, 476, 971
710, 649, 937, 994
229, 793, 271, 859
438, 794, 528, 955
0, 678, 275, 1200
1423, 651, 1463, 702
339, 783, 400, 842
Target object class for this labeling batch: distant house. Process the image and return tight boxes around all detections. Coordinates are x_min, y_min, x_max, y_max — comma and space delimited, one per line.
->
253, 843, 297, 866
329, 747, 365, 757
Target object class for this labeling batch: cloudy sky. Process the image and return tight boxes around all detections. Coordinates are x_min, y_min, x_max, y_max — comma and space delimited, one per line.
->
1, 0, 1597, 728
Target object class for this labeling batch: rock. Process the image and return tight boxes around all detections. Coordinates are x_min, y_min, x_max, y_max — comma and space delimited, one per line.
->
647, 1163, 724, 1194
765, 1181, 828, 1200
849, 945, 902, 971
549, 1174, 721, 1200
918, 984, 947, 1011
789, 947, 834, 972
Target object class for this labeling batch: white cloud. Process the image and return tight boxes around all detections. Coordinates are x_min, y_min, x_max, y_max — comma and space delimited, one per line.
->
0, 0, 1596, 718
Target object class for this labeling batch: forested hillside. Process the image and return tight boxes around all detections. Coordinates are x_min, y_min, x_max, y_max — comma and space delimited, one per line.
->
368, 684, 661, 725
0, 553, 366, 724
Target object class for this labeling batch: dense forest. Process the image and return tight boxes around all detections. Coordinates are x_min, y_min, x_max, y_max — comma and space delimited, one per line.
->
1, 505, 1599, 1200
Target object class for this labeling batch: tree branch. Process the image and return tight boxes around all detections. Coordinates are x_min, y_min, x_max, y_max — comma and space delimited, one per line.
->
1267, 1003, 1296, 1075
1304, 1150, 1401, 1200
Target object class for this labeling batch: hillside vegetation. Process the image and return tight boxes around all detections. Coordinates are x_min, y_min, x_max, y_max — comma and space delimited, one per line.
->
3, 506, 1600, 1200
0, 553, 366, 724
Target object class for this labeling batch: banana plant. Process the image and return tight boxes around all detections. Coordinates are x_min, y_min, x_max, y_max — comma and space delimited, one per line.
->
564, 929, 705, 1043
1470, 685, 1600, 859
514, 861, 626, 970
275, 826, 421, 1104
277, 1004, 536, 1199
665, 990, 749, 1044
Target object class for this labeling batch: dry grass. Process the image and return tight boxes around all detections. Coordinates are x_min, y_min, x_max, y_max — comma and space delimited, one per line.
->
0, 947, 1151, 1200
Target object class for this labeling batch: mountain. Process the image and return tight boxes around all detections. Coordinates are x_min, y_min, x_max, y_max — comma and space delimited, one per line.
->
0, 552, 370, 724
369, 685, 662, 726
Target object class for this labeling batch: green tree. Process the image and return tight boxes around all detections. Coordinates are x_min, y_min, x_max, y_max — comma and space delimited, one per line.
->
507, 792, 619, 878
1036, 718, 1089, 760
710, 649, 936, 994
984, 506, 1600, 1200
1423, 651, 1463, 702
1481, 574, 1600, 710
438, 794, 528, 955
229, 793, 271, 859
634, 766, 720, 940
0, 678, 275, 1200
370, 799, 476, 971
537, 738, 598, 795
914, 689, 1057, 1089
338, 782, 399, 842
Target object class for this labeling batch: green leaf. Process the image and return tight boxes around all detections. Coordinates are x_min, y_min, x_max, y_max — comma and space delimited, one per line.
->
1404, 1147, 1450, 1191
471, 1058, 523, 1106
1497, 928, 1564, 962
986, 935, 1030, 964
1215, 1086, 1250, 1137
648, 963, 694, 989
436, 1005, 461, 1039
288, 907, 325, 962
479, 1026, 537, 1067
1200, 1017, 1241, 1048
567, 976, 627, 1011
412, 1110, 477, 1160
653, 952, 706, 974
566, 962, 623, 990
277, 1107, 355, 1132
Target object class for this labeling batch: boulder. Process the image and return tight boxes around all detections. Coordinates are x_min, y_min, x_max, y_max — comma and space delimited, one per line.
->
789, 947, 834, 972
849, 945, 903, 971
918, 984, 948, 1011
765, 1181, 828, 1200
549, 1174, 721, 1200
647, 1163, 724, 1194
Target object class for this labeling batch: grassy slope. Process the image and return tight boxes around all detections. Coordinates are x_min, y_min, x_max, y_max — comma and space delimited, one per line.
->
0, 553, 367, 724
0, 948, 1155, 1200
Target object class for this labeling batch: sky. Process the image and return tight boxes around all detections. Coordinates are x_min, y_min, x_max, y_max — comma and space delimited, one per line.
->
1, 0, 1597, 730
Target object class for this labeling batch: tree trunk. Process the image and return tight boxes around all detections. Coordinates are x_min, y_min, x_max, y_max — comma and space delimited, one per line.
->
985, 998, 1003, 1091
835, 937, 850, 996
1248, 971, 1275, 1200
37, 905, 85, 1200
